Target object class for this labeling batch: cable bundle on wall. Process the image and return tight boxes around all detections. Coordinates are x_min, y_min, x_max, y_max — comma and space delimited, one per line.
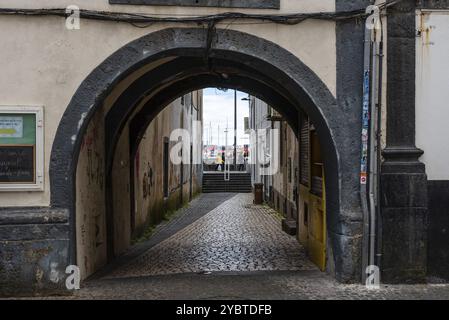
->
0, 0, 403, 27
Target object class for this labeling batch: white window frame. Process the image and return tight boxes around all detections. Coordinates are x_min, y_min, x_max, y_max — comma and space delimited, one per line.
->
0, 106, 44, 191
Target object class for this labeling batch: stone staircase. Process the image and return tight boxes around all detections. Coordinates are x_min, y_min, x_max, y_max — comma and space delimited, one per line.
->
202, 172, 252, 193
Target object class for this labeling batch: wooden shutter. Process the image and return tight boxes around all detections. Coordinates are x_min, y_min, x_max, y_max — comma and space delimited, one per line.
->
300, 115, 310, 186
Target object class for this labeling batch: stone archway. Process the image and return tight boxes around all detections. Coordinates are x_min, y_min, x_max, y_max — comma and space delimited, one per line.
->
50, 28, 363, 282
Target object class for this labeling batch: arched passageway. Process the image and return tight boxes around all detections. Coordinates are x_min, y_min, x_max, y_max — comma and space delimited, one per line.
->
50, 28, 363, 283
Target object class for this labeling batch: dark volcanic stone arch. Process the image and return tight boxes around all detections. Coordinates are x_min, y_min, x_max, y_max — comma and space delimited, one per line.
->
50, 27, 362, 282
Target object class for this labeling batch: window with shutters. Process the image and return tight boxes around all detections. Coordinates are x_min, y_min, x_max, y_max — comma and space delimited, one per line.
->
109, 0, 280, 9
299, 114, 310, 187
163, 138, 169, 198
279, 122, 283, 166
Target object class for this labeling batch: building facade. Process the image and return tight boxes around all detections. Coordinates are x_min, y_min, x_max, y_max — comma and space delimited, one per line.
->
249, 98, 327, 272
0, 0, 448, 295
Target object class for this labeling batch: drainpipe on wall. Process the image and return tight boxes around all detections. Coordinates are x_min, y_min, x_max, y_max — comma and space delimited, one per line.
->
369, 9, 382, 274
376, 19, 384, 269
360, 17, 372, 284
361, 5, 382, 283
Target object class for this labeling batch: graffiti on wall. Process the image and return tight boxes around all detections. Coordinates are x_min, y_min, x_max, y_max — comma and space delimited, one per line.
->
142, 162, 154, 199
86, 149, 104, 189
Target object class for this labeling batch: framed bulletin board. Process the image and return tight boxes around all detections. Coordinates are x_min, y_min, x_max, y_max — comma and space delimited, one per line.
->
0, 145, 35, 183
0, 106, 44, 191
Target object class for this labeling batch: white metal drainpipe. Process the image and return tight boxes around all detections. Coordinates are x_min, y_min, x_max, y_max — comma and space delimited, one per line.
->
361, 4, 383, 283
375, 16, 384, 276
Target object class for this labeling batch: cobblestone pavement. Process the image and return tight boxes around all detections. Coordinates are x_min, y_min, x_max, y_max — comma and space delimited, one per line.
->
92, 193, 237, 278
106, 193, 316, 278
67, 193, 449, 300
71, 271, 449, 300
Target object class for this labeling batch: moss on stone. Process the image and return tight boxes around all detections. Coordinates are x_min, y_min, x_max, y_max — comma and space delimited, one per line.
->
132, 190, 199, 244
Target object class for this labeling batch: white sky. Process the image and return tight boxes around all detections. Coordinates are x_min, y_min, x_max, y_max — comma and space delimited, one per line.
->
203, 88, 250, 146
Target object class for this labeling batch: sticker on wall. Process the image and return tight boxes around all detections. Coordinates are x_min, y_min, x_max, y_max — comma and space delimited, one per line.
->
360, 173, 367, 185
0, 116, 23, 138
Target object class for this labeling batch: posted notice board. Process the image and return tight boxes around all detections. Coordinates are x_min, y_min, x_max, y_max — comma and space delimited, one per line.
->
0, 114, 36, 184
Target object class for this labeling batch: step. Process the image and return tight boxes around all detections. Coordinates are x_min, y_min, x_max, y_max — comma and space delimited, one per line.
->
203, 175, 251, 178
204, 186, 251, 189
203, 189, 252, 192
203, 180, 251, 182
203, 181, 252, 184
203, 184, 252, 188
203, 178, 251, 180
203, 190, 252, 192
203, 186, 252, 190
202, 172, 252, 194
202, 186, 252, 189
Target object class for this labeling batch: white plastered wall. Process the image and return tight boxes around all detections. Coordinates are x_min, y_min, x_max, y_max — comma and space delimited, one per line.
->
416, 10, 449, 180
0, 0, 336, 207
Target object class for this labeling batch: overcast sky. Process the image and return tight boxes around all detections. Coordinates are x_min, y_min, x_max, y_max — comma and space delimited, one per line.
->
203, 88, 250, 146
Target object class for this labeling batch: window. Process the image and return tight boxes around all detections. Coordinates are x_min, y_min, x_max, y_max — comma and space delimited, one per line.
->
280, 123, 283, 166
0, 106, 44, 191
163, 138, 169, 198
109, 0, 280, 9
288, 157, 292, 183
300, 114, 310, 186
304, 202, 309, 226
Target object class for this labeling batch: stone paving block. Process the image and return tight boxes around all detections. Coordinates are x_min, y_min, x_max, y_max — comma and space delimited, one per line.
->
61, 193, 449, 300
106, 194, 316, 278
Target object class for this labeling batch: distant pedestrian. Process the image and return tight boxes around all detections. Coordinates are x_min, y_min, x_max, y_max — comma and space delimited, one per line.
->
216, 154, 223, 171
237, 153, 245, 171
221, 152, 226, 171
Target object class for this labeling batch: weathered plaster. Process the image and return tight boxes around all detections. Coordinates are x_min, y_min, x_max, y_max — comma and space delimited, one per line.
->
75, 110, 107, 280
0, 0, 335, 208
109, 0, 280, 9
111, 125, 131, 257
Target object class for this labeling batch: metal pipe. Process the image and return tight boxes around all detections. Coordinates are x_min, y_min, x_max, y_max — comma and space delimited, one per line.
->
234, 90, 237, 168
360, 19, 372, 283
224, 122, 230, 181
368, 5, 383, 276
361, 4, 382, 282
375, 17, 384, 272
369, 34, 379, 270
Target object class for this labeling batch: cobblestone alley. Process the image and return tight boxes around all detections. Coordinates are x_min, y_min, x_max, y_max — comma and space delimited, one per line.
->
66, 194, 449, 300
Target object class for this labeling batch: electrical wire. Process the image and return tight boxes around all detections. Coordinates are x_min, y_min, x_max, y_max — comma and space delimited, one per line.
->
0, 0, 403, 28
